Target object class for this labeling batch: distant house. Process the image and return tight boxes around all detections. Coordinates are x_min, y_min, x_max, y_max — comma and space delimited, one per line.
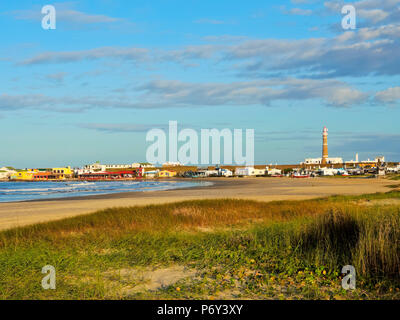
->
318, 168, 337, 176
0, 167, 17, 179
302, 157, 343, 165
266, 167, 282, 176
387, 165, 400, 173
52, 166, 73, 179
360, 157, 385, 165
204, 170, 219, 177
162, 161, 182, 167
218, 168, 233, 177
235, 167, 265, 176
158, 170, 177, 178
83, 162, 149, 172
104, 163, 141, 169
346, 156, 386, 166
143, 170, 159, 178
347, 167, 364, 175
84, 162, 107, 172
196, 169, 207, 177
10, 170, 36, 181
139, 163, 154, 168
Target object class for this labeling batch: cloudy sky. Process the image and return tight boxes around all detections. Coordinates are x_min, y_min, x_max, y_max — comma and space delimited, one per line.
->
0, 0, 399, 167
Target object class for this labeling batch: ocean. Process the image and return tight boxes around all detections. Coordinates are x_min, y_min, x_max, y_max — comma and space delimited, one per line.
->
0, 180, 210, 203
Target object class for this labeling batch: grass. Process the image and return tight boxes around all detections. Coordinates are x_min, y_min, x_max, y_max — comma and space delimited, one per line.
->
0, 192, 399, 300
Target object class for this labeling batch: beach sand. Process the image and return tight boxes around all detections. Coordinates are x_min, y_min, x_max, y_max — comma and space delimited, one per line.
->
0, 177, 393, 231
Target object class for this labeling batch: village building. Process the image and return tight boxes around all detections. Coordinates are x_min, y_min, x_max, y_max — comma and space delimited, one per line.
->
302, 157, 343, 165
265, 167, 282, 176
0, 167, 17, 179
158, 170, 177, 178
143, 170, 159, 178
162, 161, 182, 167
10, 170, 36, 181
83, 162, 151, 172
218, 168, 233, 177
346, 155, 385, 166
51, 167, 73, 179
235, 167, 265, 176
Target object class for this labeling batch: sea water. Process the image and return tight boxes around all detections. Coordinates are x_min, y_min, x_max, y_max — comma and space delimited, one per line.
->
0, 180, 211, 203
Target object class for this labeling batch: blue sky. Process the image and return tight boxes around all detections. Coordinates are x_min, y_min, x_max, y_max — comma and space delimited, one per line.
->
0, 0, 399, 167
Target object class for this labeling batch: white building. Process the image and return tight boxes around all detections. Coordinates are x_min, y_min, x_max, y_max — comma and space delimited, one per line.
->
318, 168, 336, 176
143, 170, 159, 178
104, 163, 141, 169
162, 161, 182, 167
302, 157, 343, 165
235, 167, 265, 176
83, 162, 147, 172
346, 155, 385, 165
83, 163, 107, 172
361, 156, 385, 164
204, 170, 219, 177
139, 163, 154, 168
336, 168, 349, 175
387, 165, 400, 173
0, 167, 17, 179
218, 168, 233, 177
266, 167, 282, 176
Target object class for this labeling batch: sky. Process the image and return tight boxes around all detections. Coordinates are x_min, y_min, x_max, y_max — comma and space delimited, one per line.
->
0, 0, 399, 168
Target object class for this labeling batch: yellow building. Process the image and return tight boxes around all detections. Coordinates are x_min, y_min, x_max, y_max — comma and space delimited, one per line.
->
158, 170, 177, 178
10, 170, 36, 181
52, 166, 73, 179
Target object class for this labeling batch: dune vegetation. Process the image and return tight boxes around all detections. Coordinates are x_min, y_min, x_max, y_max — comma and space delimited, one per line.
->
0, 191, 399, 300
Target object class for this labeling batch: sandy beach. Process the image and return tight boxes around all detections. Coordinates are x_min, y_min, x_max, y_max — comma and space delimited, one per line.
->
0, 177, 394, 231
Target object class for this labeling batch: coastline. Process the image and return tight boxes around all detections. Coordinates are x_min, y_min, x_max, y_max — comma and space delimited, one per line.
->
0, 177, 393, 231
0, 178, 213, 203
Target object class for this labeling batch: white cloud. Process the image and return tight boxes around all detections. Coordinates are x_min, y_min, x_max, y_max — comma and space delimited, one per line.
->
20, 47, 149, 65
288, 8, 313, 15
194, 18, 226, 25
358, 8, 390, 23
0, 77, 370, 113
79, 123, 161, 133
137, 78, 368, 107
357, 24, 400, 40
375, 86, 400, 103
46, 72, 67, 83
224, 33, 400, 77
9, 2, 127, 27
324, 0, 400, 25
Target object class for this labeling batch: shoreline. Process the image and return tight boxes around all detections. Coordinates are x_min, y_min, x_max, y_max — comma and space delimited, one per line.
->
0, 179, 215, 204
0, 177, 394, 231
0, 175, 382, 204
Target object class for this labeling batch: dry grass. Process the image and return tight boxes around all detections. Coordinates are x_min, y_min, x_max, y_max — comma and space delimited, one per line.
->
0, 199, 332, 247
0, 191, 399, 299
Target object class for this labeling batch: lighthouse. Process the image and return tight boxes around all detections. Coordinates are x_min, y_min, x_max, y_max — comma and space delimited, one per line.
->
321, 126, 328, 165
